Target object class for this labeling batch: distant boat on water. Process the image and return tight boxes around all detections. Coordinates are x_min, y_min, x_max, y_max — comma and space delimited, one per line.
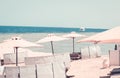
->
79, 27, 108, 32
80, 27, 85, 31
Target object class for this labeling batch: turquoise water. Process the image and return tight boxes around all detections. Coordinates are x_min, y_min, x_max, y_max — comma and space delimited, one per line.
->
0, 26, 107, 33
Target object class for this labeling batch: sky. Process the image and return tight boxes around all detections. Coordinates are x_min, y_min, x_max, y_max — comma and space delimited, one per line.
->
0, 0, 120, 28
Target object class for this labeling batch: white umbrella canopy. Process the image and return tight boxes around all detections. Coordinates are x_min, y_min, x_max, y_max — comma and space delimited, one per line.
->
37, 34, 68, 54
37, 34, 68, 43
62, 31, 86, 53
77, 26, 120, 44
77, 34, 100, 44
0, 36, 43, 66
1, 37, 42, 48
62, 31, 86, 38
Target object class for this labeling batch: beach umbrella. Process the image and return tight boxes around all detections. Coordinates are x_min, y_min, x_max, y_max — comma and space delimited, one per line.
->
37, 34, 68, 55
62, 31, 86, 53
0, 37, 43, 66
77, 26, 120, 44
77, 26, 120, 57
77, 32, 102, 44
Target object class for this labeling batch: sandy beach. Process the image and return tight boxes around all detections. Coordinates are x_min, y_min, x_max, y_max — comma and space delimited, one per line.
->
67, 55, 120, 78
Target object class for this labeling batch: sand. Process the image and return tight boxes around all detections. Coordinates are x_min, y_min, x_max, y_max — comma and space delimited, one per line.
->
67, 55, 120, 78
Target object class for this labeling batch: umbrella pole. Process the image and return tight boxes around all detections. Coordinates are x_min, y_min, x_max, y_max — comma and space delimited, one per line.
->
51, 41, 54, 55
15, 47, 18, 66
73, 37, 75, 53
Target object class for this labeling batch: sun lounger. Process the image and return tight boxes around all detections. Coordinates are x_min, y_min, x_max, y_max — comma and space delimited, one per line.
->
106, 68, 120, 78
36, 62, 66, 78
70, 52, 81, 60
54, 53, 71, 71
63, 53, 71, 69
52, 62, 66, 78
4, 52, 27, 65
109, 68, 120, 75
81, 47, 90, 59
3, 53, 16, 64
4, 66, 19, 78
25, 53, 71, 73
19, 65, 36, 78
3, 58, 67, 78
81, 45, 101, 59
36, 63, 53, 78
109, 50, 120, 66
25, 56, 54, 65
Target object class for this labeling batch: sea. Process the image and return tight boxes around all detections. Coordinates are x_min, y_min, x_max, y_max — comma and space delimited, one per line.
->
0, 26, 114, 55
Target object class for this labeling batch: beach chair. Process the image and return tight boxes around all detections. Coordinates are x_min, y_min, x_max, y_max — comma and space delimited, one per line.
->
70, 52, 81, 60
52, 62, 66, 78
81, 45, 101, 59
4, 52, 27, 65
3, 53, 16, 64
4, 66, 19, 78
109, 50, 120, 66
19, 65, 36, 78
25, 55, 55, 65
63, 53, 71, 71
36, 63, 53, 78
54, 53, 71, 71
100, 67, 120, 78
81, 47, 90, 59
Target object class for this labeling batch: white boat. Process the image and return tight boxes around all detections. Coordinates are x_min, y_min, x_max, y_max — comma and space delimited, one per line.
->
80, 27, 85, 31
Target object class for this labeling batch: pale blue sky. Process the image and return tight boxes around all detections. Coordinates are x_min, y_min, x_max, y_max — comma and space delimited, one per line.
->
0, 0, 120, 28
